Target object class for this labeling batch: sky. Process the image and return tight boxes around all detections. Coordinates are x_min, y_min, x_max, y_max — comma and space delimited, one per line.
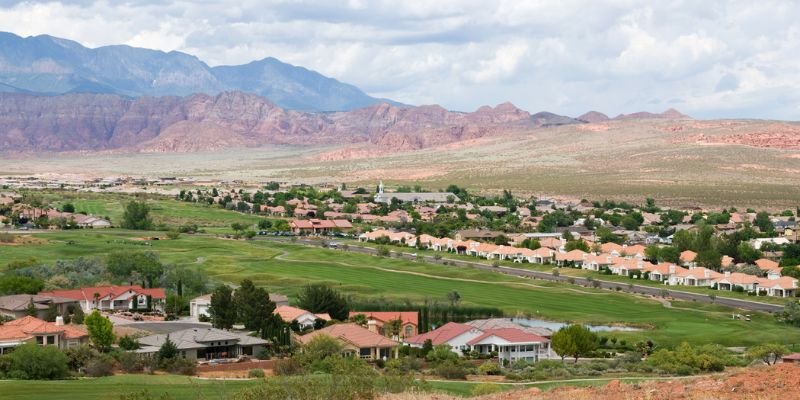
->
1, 0, 799, 119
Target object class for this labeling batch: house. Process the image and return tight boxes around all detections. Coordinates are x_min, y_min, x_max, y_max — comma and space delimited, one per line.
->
297, 323, 399, 360
755, 258, 782, 274
136, 327, 268, 360
756, 276, 798, 297
260, 205, 287, 216
0, 316, 88, 354
714, 272, 761, 292
644, 263, 687, 282
348, 311, 419, 339
290, 219, 353, 235
274, 305, 330, 329
0, 294, 79, 320
582, 254, 619, 271
782, 353, 800, 363
467, 328, 552, 365
516, 247, 555, 264
190, 293, 289, 319
465, 318, 553, 338
555, 249, 587, 266
455, 229, 505, 242
679, 250, 698, 267
668, 267, 722, 287
404, 322, 484, 356
39, 285, 166, 313
374, 182, 458, 204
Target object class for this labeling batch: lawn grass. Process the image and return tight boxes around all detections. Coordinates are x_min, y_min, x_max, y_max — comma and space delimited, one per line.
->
2, 230, 798, 348
0, 374, 256, 400
23, 190, 263, 227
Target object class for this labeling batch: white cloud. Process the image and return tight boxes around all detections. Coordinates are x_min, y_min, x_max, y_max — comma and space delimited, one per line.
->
1, 0, 800, 118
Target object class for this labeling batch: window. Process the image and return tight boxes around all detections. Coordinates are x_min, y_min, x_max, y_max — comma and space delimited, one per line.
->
36, 336, 44, 345
404, 325, 413, 337
47, 336, 55, 345
138, 296, 146, 305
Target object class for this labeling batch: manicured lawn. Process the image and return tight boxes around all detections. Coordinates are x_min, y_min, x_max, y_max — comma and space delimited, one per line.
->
0, 375, 256, 400
24, 190, 263, 227
3, 230, 799, 348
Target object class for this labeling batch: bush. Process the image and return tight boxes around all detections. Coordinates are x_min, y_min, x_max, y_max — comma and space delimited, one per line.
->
198, 314, 211, 323
5, 343, 69, 380
248, 368, 265, 378
273, 358, 304, 376
64, 345, 97, 372
118, 335, 140, 350
118, 352, 143, 373
255, 348, 271, 360
165, 357, 196, 376
435, 360, 469, 380
478, 361, 502, 375
472, 383, 503, 396
85, 355, 115, 377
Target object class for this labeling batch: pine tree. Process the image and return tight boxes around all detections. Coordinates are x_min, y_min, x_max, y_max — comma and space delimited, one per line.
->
26, 298, 37, 317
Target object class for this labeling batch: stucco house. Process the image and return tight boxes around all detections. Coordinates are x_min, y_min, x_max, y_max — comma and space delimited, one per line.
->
0, 316, 88, 354
190, 292, 289, 319
0, 294, 79, 320
39, 285, 166, 313
403, 322, 484, 356
349, 311, 419, 339
136, 327, 268, 360
274, 305, 330, 329
297, 323, 399, 360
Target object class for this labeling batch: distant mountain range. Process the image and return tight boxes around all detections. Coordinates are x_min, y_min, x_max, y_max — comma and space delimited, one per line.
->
0, 32, 701, 154
0, 32, 396, 112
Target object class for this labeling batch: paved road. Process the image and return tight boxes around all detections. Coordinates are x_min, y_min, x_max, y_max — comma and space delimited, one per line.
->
262, 237, 785, 313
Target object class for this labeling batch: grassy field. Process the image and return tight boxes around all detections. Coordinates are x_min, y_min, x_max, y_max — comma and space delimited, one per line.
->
3, 229, 799, 347
0, 374, 255, 400
19, 190, 263, 227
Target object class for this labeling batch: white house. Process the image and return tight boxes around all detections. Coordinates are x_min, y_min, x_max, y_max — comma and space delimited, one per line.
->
274, 305, 330, 329
190, 293, 289, 319
39, 285, 165, 312
467, 328, 552, 365
403, 322, 484, 356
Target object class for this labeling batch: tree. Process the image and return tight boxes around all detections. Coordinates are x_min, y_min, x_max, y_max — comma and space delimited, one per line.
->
565, 239, 590, 252
746, 343, 789, 365
696, 249, 722, 271
209, 284, 236, 329
234, 279, 277, 331
754, 211, 774, 234
297, 284, 349, 321
61, 203, 75, 213
26, 298, 37, 317
0, 275, 45, 295
84, 311, 115, 352
72, 306, 85, 324
778, 300, 800, 327
550, 324, 598, 363
118, 334, 140, 350
44, 302, 58, 322
447, 290, 461, 306
158, 335, 178, 363
6, 343, 70, 380
297, 335, 343, 364
645, 245, 660, 261
659, 246, 681, 264
121, 201, 153, 230
107, 250, 164, 288
736, 242, 762, 264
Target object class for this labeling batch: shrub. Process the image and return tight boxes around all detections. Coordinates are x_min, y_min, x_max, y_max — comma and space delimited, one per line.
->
165, 357, 196, 375
472, 383, 503, 396
64, 345, 97, 372
5, 343, 69, 380
435, 360, 469, 380
478, 361, 501, 375
85, 355, 115, 377
198, 314, 211, 323
248, 368, 265, 378
273, 358, 304, 376
118, 352, 143, 373
118, 335, 140, 350
255, 348, 270, 360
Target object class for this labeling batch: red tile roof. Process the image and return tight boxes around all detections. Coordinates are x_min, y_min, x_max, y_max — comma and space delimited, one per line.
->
39, 285, 166, 301
298, 323, 398, 348
0, 316, 88, 341
349, 311, 418, 326
404, 322, 473, 345
467, 328, 549, 345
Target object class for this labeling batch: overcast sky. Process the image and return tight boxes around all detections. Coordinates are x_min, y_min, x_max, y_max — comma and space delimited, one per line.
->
1, 0, 799, 119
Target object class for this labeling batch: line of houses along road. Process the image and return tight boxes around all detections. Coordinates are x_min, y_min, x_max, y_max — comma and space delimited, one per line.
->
358, 229, 799, 298
0, 284, 555, 365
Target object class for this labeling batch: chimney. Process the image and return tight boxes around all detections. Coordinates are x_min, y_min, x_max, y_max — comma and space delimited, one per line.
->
367, 319, 378, 333
724, 271, 730, 277
55, 316, 64, 326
